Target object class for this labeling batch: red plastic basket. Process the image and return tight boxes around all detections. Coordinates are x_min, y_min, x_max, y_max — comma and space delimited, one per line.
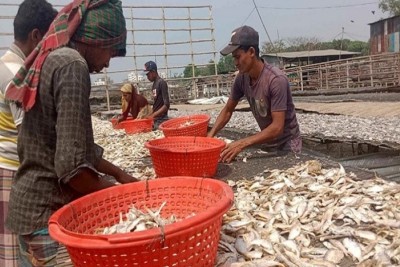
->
145, 136, 225, 177
159, 114, 210, 137
48, 177, 234, 267
121, 118, 153, 134
109, 117, 133, 130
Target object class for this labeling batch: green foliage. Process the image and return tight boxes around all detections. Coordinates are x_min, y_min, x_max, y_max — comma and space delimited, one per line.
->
379, 0, 400, 15
217, 55, 236, 74
261, 37, 370, 56
183, 56, 235, 77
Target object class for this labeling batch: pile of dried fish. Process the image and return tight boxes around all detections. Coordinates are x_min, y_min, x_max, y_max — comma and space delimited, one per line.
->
100, 202, 178, 234
92, 116, 162, 179
169, 110, 400, 147
179, 120, 195, 128
217, 160, 400, 266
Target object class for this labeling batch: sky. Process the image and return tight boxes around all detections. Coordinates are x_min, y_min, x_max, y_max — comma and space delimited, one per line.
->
0, 0, 388, 83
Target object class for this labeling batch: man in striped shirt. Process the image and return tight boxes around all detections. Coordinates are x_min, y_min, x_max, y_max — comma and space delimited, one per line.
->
0, 1, 57, 266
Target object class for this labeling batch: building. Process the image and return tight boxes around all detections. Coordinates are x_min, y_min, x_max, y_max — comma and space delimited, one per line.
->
262, 49, 361, 68
369, 15, 400, 54
93, 76, 112, 86
127, 72, 145, 82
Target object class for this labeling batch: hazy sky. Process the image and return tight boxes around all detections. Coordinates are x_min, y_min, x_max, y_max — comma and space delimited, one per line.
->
0, 0, 387, 82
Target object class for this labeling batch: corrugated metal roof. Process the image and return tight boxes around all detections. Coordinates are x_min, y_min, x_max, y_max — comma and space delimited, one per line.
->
262, 49, 361, 59
368, 15, 400, 25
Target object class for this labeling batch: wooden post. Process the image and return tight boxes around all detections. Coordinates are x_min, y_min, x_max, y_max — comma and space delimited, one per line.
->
369, 56, 374, 87
346, 60, 350, 89
130, 8, 139, 84
319, 65, 323, 89
209, 6, 219, 96
325, 64, 329, 90
299, 67, 304, 91
104, 70, 111, 111
162, 8, 169, 78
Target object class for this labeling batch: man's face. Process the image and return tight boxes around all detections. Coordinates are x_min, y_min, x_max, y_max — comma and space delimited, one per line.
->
232, 48, 253, 74
146, 71, 156, 82
85, 47, 114, 73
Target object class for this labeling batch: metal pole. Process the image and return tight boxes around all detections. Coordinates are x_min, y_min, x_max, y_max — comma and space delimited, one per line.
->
339, 27, 344, 60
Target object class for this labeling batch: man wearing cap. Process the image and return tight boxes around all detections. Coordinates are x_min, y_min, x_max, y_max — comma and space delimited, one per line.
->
5, 0, 138, 265
208, 25, 301, 163
143, 61, 170, 129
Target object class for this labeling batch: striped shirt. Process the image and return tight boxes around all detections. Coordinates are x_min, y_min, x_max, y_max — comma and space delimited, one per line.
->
0, 44, 25, 171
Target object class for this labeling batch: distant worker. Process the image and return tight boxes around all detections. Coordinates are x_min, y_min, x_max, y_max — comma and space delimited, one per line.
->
117, 83, 152, 123
208, 25, 302, 163
143, 61, 170, 129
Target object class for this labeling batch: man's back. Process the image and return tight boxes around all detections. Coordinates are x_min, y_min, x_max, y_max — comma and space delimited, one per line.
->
0, 44, 25, 170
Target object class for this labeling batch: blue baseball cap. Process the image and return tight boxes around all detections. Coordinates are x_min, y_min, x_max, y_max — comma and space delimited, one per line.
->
143, 61, 157, 74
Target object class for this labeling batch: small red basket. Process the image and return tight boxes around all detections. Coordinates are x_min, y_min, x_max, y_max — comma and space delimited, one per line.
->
121, 118, 153, 134
109, 117, 133, 130
145, 136, 225, 177
159, 114, 210, 137
48, 177, 234, 267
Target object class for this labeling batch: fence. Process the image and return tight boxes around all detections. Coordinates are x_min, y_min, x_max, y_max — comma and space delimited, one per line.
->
285, 52, 400, 91
0, 2, 232, 109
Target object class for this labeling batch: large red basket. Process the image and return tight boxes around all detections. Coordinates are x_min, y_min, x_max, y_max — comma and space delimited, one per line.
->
121, 118, 153, 134
159, 114, 210, 137
145, 136, 225, 177
48, 177, 234, 267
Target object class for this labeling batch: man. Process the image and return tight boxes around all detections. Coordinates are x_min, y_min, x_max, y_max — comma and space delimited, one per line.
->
0, 1, 57, 266
117, 83, 152, 123
208, 25, 301, 163
5, 0, 137, 265
143, 61, 170, 129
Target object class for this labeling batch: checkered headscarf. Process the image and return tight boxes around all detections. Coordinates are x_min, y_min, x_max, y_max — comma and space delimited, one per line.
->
6, 0, 127, 111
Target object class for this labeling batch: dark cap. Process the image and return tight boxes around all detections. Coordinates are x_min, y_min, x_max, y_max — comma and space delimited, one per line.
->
220, 25, 259, 56
143, 61, 157, 73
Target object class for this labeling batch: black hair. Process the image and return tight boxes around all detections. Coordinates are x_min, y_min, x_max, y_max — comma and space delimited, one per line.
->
13, 0, 58, 42
239, 45, 260, 58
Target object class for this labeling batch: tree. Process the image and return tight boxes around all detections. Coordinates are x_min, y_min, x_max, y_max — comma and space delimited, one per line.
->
379, 0, 400, 15
207, 60, 216, 75
217, 55, 235, 74
262, 40, 286, 54
285, 37, 321, 52
183, 64, 199, 78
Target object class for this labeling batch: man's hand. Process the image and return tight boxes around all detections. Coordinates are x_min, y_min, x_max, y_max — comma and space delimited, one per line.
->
115, 172, 139, 184
220, 140, 246, 163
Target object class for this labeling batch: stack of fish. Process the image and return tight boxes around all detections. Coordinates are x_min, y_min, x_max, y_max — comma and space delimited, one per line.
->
216, 160, 400, 266
168, 110, 400, 147
92, 117, 163, 179
100, 201, 178, 234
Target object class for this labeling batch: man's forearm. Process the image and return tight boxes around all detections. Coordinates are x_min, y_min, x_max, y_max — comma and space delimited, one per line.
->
95, 158, 124, 178
208, 110, 232, 137
68, 168, 115, 195
151, 105, 168, 118
241, 123, 284, 147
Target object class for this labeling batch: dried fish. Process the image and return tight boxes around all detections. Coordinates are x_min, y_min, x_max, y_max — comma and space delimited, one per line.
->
100, 202, 178, 235
216, 161, 400, 266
